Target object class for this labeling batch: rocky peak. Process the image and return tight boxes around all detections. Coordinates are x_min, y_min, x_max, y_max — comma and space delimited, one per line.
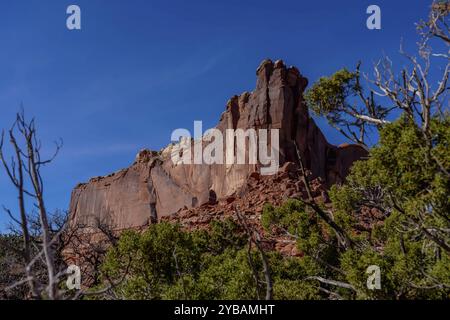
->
68, 59, 367, 231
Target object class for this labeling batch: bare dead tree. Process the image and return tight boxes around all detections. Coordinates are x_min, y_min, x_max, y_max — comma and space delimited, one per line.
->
370, 2, 449, 149
0, 122, 39, 298
305, 2, 449, 257
1, 111, 122, 299
62, 216, 120, 289
418, 1, 450, 46
309, 2, 449, 155
235, 208, 273, 300
293, 141, 353, 249
0, 110, 63, 299
366, 18, 450, 253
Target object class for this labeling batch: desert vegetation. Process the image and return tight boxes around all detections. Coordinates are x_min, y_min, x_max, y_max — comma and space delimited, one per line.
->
0, 1, 448, 300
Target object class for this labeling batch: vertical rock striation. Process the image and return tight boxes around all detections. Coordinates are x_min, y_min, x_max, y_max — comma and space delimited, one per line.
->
68, 59, 367, 231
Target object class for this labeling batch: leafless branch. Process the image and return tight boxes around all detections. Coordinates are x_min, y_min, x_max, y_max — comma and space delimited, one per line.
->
235, 208, 273, 300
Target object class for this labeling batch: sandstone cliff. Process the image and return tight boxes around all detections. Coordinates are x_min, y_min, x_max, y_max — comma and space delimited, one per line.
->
68, 59, 367, 231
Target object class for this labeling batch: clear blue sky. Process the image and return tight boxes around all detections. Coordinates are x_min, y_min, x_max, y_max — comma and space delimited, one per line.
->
0, 0, 433, 230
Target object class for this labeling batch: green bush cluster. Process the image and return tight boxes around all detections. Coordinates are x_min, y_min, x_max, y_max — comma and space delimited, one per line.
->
98, 218, 329, 300
97, 117, 449, 300
262, 116, 450, 300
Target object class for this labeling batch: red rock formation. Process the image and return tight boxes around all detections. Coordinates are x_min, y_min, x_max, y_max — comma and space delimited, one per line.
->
68, 59, 367, 231
161, 161, 329, 256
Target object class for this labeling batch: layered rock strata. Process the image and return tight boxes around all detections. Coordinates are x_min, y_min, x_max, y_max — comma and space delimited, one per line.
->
68, 59, 367, 231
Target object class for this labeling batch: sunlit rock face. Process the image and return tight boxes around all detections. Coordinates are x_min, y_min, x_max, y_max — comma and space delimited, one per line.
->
68, 59, 367, 230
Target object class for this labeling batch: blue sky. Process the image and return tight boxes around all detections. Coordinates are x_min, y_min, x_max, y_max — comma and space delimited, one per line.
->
0, 0, 433, 230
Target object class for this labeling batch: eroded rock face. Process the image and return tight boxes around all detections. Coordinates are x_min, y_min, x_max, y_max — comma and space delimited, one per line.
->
68, 59, 367, 231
